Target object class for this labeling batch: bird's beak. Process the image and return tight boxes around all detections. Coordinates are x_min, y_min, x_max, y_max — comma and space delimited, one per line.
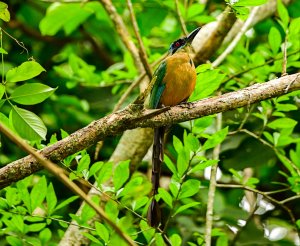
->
186, 27, 201, 44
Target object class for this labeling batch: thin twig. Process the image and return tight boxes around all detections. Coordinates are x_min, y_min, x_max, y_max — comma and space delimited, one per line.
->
205, 110, 222, 246
280, 195, 300, 204
212, 6, 260, 67
175, 0, 188, 36
0, 123, 137, 246
221, 49, 300, 85
99, 0, 143, 72
126, 0, 152, 79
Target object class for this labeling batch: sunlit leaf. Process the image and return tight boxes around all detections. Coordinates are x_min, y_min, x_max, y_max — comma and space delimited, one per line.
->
277, 0, 289, 28
6, 61, 46, 83
158, 188, 173, 208
267, 118, 297, 129
0, 84, 5, 99
268, 27, 282, 54
46, 183, 57, 215
0, 2, 10, 22
10, 83, 56, 105
39, 2, 101, 35
95, 222, 109, 243
173, 202, 200, 216
178, 179, 200, 199
202, 127, 228, 150
233, 0, 267, 6
10, 107, 47, 141
113, 160, 130, 190
30, 176, 47, 212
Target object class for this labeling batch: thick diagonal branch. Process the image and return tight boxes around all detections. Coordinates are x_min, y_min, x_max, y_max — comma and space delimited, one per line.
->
1, 73, 299, 189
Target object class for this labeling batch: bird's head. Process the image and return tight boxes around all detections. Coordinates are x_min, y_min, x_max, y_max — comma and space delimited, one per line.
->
169, 27, 201, 55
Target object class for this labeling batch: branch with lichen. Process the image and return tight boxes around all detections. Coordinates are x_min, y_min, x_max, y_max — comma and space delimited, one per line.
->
1, 73, 299, 189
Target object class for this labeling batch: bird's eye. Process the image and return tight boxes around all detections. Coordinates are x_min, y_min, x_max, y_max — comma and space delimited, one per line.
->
175, 41, 180, 47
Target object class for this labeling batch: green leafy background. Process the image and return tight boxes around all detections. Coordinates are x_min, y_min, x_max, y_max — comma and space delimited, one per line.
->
0, 0, 300, 245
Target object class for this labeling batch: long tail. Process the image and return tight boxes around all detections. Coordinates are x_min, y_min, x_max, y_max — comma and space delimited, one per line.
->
147, 127, 165, 227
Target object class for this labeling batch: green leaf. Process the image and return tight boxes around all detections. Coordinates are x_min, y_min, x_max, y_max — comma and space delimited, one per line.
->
28, 223, 46, 232
30, 176, 47, 212
277, 0, 289, 28
10, 83, 56, 105
95, 222, 110, 243
288, 176, 300, 193
77, 154, 90, 173
16, 181, 31, 213
39, 2, 101, 36
140, 220, 155, 243
184, 133, 200, 152
173, 202, 200, 216
244, 177, 259, 188
6, 61, 45, 83
268, 27, 282, 54
0, 2, 10, 22
155, 233, 166, 246
105, 200, 119, 222
276, 103, 298, 112
170, 234, 182, 246
164, 155, 177, 175
89, 161, 104, 178
173, 135, 183, 154
193, 116, 214, 133
118, 176, 143, 198
6, 236, 22, 246
132, 196, 149, 211
158, 188, 173, 208
55, 196, 78, 211
177, 148, 190, 177
202, 127, 228, 150
190, 160, 219, 173
296, 219, 300, 229
113, 160, 130, 190
216, 235, 228, 246
0, 112, 11, 134
82, 232, 102, 245
267, 118, 297, 129
233, 0, 267, 6
169, 180, 180, 197
46, 183, 57, 215
178, 179, 200, 199
39, 228, 52, 244
10, 107, 47, 141
97, 162, 113, 185
0, 84, 5, 99
190, 70, 225, 101
0, 47, 8, 54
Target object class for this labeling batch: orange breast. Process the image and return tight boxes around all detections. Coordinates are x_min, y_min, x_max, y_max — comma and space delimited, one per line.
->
160, 52, 196, 106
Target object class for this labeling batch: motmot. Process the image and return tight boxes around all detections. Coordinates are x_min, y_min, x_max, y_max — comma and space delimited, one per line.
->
147, 27, 200, 227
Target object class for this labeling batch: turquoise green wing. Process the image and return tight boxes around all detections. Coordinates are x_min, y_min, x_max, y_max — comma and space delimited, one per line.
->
149, 61, 167, 109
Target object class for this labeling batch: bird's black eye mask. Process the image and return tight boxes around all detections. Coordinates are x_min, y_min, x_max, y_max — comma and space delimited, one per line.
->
169, 38, 187, 54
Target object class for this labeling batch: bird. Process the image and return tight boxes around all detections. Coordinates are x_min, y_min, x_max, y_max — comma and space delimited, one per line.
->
147, 27, 200, 227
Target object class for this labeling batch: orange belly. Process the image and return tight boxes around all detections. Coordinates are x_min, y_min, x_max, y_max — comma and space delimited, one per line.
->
160, 52, 196, 106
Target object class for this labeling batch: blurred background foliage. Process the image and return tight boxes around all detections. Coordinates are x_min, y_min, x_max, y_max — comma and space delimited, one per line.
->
0, 0, 300, 245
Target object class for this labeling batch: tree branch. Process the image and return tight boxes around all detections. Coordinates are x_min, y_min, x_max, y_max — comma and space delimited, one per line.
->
0, 123, 137, 246
1, 73, 299, 189
193, 6, 237, 65
205, 111, 222, 246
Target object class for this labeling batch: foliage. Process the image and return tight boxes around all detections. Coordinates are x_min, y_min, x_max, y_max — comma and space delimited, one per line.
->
0, 0, 300, 245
